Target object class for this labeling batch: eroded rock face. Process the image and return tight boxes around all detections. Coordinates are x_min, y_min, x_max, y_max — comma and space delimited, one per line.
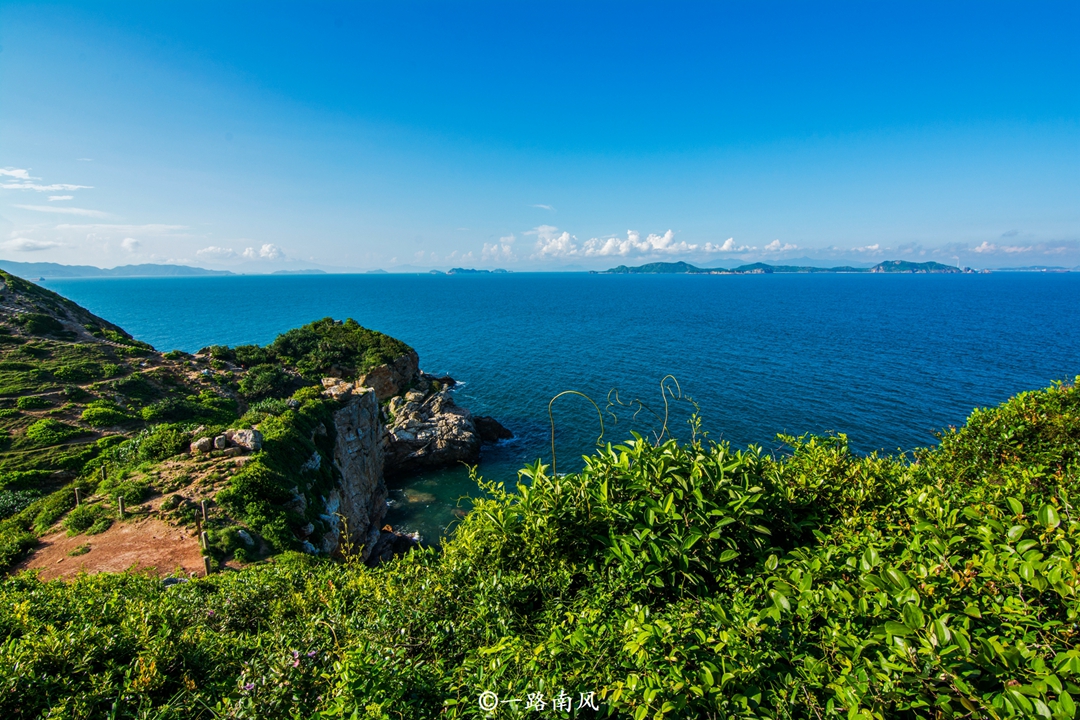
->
357, 349, 420, 401
382, 388, 481, 477
318, 384, 387, 559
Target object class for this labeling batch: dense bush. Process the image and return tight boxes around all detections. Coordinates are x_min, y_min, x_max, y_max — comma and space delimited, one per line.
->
62, 502, 113, 535
212, 318, 412, 380
24, 418, 82, 446
80, 400, 132, 427
15, 395, 50, 410
0, 488, 41, 520
237, 363, 294, 400
140, 391, 237, 424
1, 379, 1078, 719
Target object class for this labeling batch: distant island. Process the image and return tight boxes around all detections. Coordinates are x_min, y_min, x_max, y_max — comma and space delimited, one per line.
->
446, 267, 509, 275
600, 260, 990, 275
0, 260, 234, 279
270, 269, 328, 276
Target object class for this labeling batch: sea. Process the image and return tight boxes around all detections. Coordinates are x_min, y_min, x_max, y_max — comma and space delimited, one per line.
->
41, 272, 1080, 542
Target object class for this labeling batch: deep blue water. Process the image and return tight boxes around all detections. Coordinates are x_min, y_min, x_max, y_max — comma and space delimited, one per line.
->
41, 272, 1080, 540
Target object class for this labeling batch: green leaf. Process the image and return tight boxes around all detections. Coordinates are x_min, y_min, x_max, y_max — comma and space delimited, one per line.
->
932, 618, 951, 644
1007, 525, 1026, 542
1059, 692, 1076, 717
902, 603, 925, 630
718, 549, 740, 563
765, 554, 778, 571
885, 621, 913, 637
1007, 497, 1024, 515
1038, 503, 1061, 529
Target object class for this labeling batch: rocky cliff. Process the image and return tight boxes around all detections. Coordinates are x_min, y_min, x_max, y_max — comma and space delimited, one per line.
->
315, 382, 388, 559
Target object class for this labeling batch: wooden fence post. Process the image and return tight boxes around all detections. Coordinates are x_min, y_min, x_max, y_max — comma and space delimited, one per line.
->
74, 488, 81, 506
203, 556, 213, 577
117, 496, 125, 519
200, 531, 209, 550
201, 499, 208, 522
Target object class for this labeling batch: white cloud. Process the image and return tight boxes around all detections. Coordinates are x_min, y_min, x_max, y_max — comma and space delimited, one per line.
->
528, 226, 763, 260
973, 241, 1034, 254
196, 246, 239, 260
714, 238, 752, 252
973, 242, 996, 253
532, 204, 555, 211
77, 158, 93, 162
852, 243, 882, 253
482, 242, 516, 262
14, 204, 109, 218
2, 237, 61, 252
0, 168, 33, 180
763, 239, 798, 253
47, 195, 73, 202
121, 237, 141, 252
241, 243, 284, 260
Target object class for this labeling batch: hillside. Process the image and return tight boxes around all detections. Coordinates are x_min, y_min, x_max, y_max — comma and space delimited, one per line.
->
603, 260, 972, 274
0, 271, 498, 581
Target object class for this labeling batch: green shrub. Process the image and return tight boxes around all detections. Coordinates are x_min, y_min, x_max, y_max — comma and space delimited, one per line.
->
80, 400, 132, 427
136, 423, 190, 462
62, 503, 112, 535
101, 363, 125, 378
24, 418, 82, 445
99, 475, 151, 505
238, 363, 293, 400
0, 409, 18, 418
52, 363, 101, 382
140, 391, 236, 424
16, 395, 50, 410
13, 313, 71, 338
0, 488, 42, 520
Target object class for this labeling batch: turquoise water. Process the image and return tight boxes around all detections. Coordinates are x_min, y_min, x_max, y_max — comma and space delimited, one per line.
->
42, 272, 1080, 540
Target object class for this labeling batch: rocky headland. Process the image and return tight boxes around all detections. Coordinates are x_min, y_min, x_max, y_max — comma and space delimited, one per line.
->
0, 276, 511, 575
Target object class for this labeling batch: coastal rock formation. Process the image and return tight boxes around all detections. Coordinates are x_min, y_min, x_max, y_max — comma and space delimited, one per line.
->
382, 388, 481, 477
364, 527, 420, 567
318, 382, 388, 559
357, 349, 420, 401
474, 415, 513, 442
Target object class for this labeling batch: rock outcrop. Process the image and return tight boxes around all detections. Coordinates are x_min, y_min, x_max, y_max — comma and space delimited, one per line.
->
317, 381, 388, 559
474, 415, 513, 442
189, 428, 264, 455
357, 349, 420, 401
382, 388, 481, 477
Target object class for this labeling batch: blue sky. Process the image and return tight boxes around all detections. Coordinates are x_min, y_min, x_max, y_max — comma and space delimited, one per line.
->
0, 1, 1077, 271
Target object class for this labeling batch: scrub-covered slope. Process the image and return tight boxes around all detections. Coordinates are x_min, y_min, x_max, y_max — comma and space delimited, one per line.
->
0, 272, 494, 575
2, 377, 1077, 718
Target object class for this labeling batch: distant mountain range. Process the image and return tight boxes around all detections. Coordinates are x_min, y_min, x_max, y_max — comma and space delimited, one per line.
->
0, 260, 234, 278
601, 260, 989, 275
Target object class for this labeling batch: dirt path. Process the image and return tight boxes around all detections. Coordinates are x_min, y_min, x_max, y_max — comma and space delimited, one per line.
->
16, 516, 204, 581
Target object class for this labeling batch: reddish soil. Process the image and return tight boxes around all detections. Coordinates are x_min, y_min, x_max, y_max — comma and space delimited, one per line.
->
16, 516, 205, 581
